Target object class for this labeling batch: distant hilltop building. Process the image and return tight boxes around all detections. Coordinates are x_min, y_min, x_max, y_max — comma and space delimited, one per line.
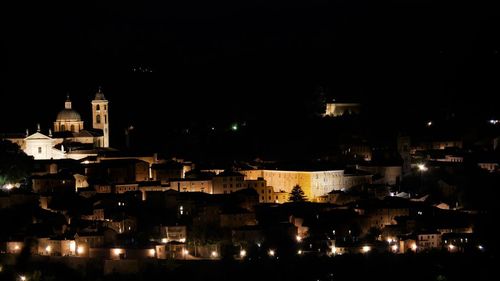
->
323, 100, 361, 117
4, 88, 112, 160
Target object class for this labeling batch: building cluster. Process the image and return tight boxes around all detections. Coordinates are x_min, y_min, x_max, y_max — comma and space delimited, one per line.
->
0, 93, 498, 275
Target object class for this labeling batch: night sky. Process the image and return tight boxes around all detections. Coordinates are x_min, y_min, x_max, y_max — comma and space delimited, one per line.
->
2, 1, 500, 153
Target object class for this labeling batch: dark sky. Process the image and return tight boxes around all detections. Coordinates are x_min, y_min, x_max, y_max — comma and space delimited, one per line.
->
1, 0, 500, 151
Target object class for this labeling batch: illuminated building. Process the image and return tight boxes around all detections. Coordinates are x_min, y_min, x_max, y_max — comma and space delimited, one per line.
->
4, 89, 111, 160
323, 102, 361, 117
241, 169, 343, 200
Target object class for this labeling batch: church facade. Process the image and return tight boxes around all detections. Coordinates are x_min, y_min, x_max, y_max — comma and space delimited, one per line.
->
5, 88, 111, 160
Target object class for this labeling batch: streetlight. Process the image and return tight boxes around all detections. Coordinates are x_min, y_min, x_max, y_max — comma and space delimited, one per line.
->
268, 249, 275, 257
417, 164, 428, 172
417, 164, 428, 192
391, 244, 398, 252
362, 246, 371, 253
77, 246, 85, 255
240, 249, 247, 258
124, 125, 134, 149
19, 275, 27, 281
113, 249, 122, 255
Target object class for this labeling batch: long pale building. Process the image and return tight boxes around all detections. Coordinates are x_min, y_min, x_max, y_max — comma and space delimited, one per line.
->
240, 169, 344, 200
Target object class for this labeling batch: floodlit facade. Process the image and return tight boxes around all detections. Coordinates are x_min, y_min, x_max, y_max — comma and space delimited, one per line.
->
241, 169, 346, 200
324, 103, 361, 117
4, 89, 110, 160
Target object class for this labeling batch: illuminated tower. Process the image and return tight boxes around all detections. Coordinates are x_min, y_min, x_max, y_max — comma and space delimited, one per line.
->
91, 87, 109, 147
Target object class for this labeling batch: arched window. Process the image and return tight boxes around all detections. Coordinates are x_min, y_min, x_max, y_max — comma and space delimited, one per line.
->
61, 124, 66, 131
96, 105, 100, 111
70, 125, 75, 132
96, 115, 101, 124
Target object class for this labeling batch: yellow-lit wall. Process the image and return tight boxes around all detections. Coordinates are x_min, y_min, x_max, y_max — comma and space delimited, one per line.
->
324, 103, 361, 117
241, 170, 345, 200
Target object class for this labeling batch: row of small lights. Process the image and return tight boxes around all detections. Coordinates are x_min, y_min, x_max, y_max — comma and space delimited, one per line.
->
11, 242, 86, 256
43, 241, 86, 255
112, 248, 156, 257
386, 237, 485, 253
7, 235, 485, 265
2, 244, 486, 279
427, 120, 499, 127
92, 242, 487, 259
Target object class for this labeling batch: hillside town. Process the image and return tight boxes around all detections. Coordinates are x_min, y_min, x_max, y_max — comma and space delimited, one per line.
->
1, 89, 498, 280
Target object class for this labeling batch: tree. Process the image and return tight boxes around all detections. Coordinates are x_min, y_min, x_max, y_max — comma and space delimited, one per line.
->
0, 139, 33, 186
289, 185, 308, 202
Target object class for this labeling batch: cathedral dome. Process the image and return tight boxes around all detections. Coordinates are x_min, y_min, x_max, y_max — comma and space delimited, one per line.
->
56, 109, 81, 121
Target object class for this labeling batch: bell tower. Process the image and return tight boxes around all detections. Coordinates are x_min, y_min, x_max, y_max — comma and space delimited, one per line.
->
91, 87, 109, 147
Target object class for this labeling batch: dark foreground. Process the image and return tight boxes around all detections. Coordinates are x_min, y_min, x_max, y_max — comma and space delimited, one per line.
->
0, 252, 496, 281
